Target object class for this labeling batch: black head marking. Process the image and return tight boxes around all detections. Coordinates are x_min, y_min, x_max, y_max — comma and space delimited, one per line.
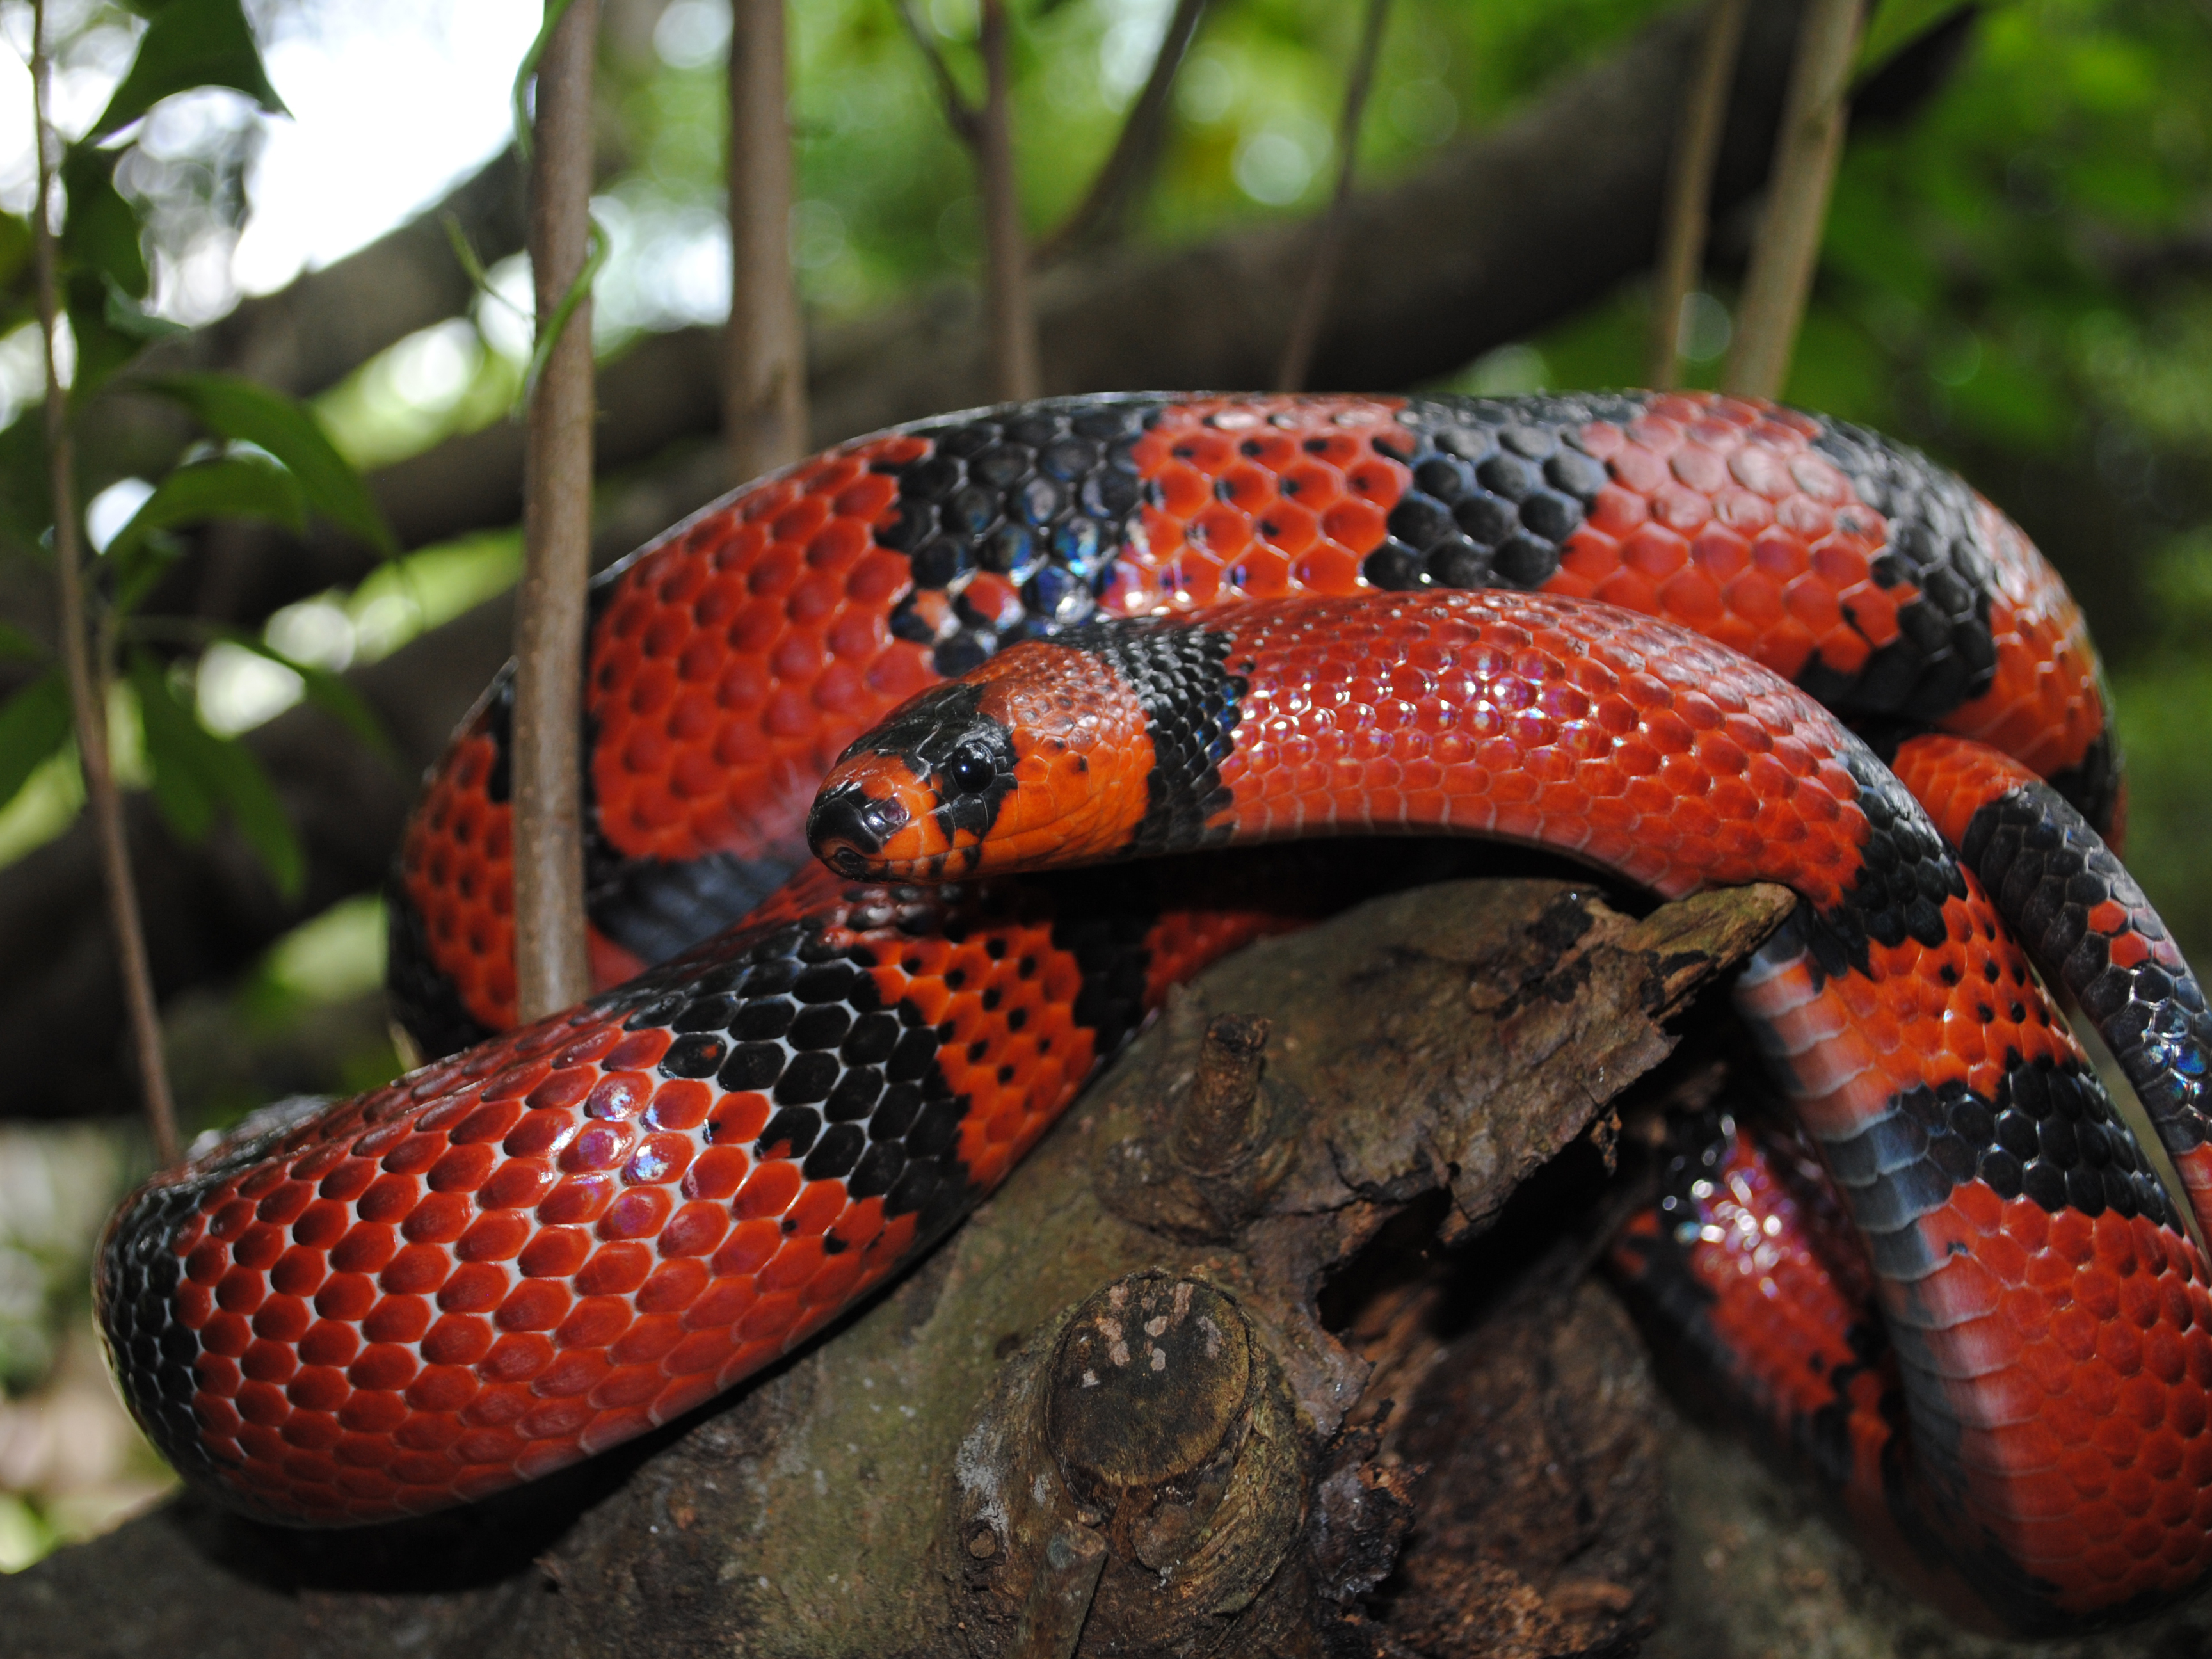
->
818, 681, 1020, 858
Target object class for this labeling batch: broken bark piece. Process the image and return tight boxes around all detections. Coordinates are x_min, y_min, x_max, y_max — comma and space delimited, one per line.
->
1172, 1016, 1274, 1177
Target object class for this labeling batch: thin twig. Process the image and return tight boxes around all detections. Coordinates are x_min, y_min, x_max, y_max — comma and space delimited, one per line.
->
895, 0, 1038, 401
28, 0, 179, 1166
1721, 0, 1863, 400
1646, 0, 1750, 390
893, 0, 981, 143
1032, 0, 1208, 267
512, 0, 598, 1021
726, 0, 807, 481
1274, 0, 1390, 395
975, 0, 1038, 400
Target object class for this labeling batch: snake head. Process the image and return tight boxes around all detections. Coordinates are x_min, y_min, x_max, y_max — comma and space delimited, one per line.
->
807, 642, 1153, 882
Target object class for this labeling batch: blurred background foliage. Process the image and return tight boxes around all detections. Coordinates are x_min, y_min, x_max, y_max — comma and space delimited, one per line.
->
0, 0, 2206, 1571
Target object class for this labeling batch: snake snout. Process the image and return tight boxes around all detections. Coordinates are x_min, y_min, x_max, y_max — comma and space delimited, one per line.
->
807, 783, 910, 874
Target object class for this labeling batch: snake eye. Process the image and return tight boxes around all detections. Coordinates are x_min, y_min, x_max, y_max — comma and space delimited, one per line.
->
946, 745, 996, 796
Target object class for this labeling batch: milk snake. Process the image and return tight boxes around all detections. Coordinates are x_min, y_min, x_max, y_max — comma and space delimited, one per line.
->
97, 393, 2212, 1631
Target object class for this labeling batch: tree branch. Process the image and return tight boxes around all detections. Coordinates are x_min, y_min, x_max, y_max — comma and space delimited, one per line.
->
1646, 0, 1751, 389
28, 0, 178, 1164
1031, 0, 1209, 268
511, 0, 600, 1020
53, 148, 537, 515
894, 0, 1037, 401
1274, 0, 1390, 394
893, 0, 982, 144
725, 0, 808, 482
1722, 0, 1864, 399
975, 0, 1038, 401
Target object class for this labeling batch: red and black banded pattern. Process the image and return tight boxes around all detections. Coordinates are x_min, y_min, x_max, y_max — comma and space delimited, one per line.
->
99, 396, 2179, 1623
387, 393, 2116, 1052
809, 588, 2212, 1627
102, 851, 1369, 1525
1883, 733, 2212, 1202
1614, 1097, 2212, 1628
1608, 1114, 1907, 1556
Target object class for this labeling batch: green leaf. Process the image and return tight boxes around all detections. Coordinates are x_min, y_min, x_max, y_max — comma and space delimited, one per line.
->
0, 671, 76, 814
0, 623, 51, 663
131, 653, 216, 842
106, 454, 307, 568
219, 631, 396, 765
104, 280, 187, 342
0, 212, 28, 287
129, 652, 304, 895
64, 272, 146, 403
58, 147, 148, 300
109, 533, 186, 623
91, 0, 289, 140
0, 415, 51, 557
209, 735, 304, 898
0, 214, 29, 338
142, 374, 396, 554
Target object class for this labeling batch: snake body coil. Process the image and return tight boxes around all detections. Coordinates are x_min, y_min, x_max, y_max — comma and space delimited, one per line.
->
97, 394, 2212, 1632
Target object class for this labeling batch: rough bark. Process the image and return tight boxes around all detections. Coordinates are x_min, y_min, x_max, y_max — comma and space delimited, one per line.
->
0, 876, 1792, 1655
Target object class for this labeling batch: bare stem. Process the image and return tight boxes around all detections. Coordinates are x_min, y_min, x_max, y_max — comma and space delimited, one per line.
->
1032, 0, 1208, 267
726, 0, 806, 482
894, 0, 980, 145
28, 0, 179, 1166
1721, 0, 1862, 401
895, 0, 1038, 401
1646, 0, 1750, 390
513, 0, 599, 1021
1274, 0, 1390, 395
976, 0, 1038, 401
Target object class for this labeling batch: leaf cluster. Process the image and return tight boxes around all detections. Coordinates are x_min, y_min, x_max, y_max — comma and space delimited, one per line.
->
3, 0, 393, 899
